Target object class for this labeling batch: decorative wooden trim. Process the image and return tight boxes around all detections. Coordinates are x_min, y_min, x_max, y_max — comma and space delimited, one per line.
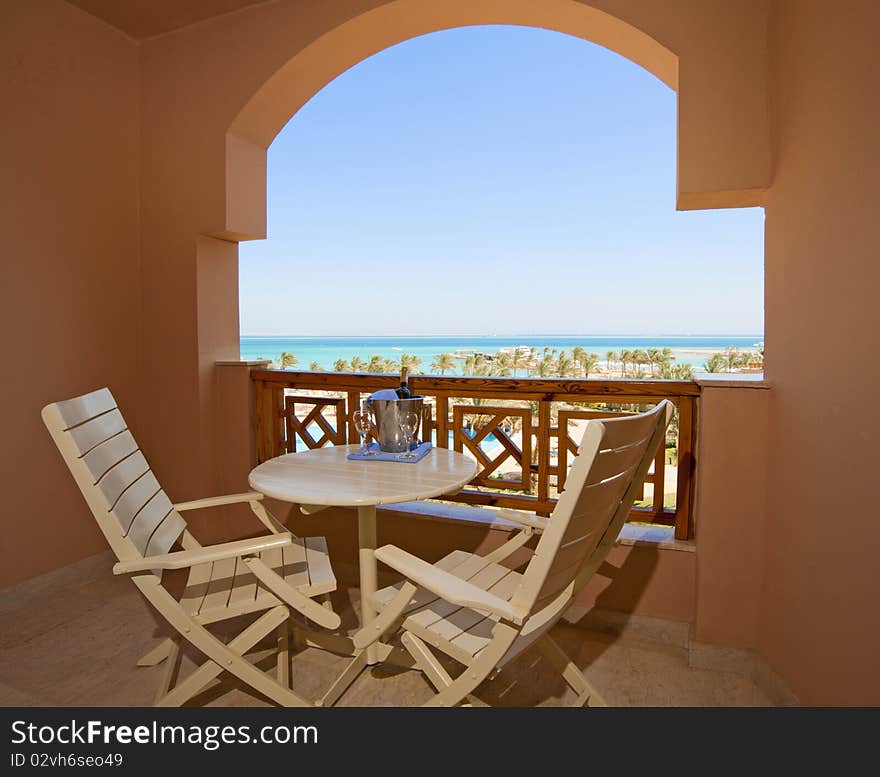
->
283, 395, 346, 452
452, 405, 531, 491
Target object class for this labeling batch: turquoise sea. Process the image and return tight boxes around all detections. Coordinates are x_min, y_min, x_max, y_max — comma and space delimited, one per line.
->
241, 335, 762, 374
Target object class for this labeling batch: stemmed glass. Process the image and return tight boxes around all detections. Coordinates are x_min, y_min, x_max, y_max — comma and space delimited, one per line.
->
398, 411, 420, 460
351, 406, 376, 456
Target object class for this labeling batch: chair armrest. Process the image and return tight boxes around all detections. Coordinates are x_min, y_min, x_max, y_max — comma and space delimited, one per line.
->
113, 533, 292, 575
172, 491, 264, 512
495, 509, 549, 531
244, 558, 341, 631
374, 545, 527, 625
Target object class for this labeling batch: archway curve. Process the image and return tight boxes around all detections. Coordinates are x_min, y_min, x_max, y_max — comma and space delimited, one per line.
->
220, 0, 678, 240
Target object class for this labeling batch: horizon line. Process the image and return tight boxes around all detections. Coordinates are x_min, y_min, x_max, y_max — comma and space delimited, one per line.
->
240, 332, 764, 338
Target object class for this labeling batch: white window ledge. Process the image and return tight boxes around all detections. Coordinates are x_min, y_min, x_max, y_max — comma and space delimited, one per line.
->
693, 371, 770, 389
216, 359, 272, 367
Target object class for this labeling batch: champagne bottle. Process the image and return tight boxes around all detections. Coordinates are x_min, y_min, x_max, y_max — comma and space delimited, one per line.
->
396, 366, 412, 399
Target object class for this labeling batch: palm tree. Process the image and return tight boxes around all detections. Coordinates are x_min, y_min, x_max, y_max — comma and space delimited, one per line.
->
618, 349, 632, 377
509, 348, 526, 377
659, 362, 694, 379
399, 353, 422, 373
470, 356, 492, 377
646, 347, 663, 376
631, 349, 648, 377
431, 353, 456, 375
556, 351, 574, 378
279, 351, 298, 369
722, 346, 746, 373
571, 346, 587, 376
308, 361, 324, 371
525, 347, 539, 376
606, 351, 618, 372
582, 352, 600, 378
350, 355, 366, 372
493, 352, 513, 377
535, 356, 555, 377
381, 358, 398, 373
463, 354, 478, 375
367, 354, 386, 373
703, 353, 726, 373
332, 358, 350, 372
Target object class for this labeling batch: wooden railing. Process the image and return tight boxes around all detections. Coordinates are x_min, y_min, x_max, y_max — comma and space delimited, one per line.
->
251, 370, 699, 539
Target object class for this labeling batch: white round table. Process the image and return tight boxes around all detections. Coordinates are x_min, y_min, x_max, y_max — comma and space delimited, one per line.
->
248, 444, 477, 690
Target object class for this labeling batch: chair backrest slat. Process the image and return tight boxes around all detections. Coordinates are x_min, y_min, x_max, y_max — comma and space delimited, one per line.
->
97, 451, 151, 507
598, 408, 664, 451
145, 511, 188, 558
43, 388, 187, 565
67, 409, 128, 456
53, 388, 117, 429
584, 433, 656, 486
108, 470, 160, 530
126, 490, 176, 555
511, 401, 672, 618
82, 431, 139, 484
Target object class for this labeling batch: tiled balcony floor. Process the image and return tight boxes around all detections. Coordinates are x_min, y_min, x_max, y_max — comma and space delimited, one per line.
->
0, 554, 772, 707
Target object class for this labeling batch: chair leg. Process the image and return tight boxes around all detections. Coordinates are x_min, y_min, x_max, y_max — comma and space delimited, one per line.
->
156, 606, 292, 707
144, 587, 313, 708
402, 632, 453, 691
137, 638, 174, 667
536, 633, 608, 707
153, 636, 182, 705
421, 624, 518, 708
318, 651, 368, 708
402, 633, 488, 706
277, 621, 291, 688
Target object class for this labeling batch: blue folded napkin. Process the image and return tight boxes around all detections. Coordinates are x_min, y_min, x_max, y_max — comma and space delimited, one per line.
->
347, 441, 432, 463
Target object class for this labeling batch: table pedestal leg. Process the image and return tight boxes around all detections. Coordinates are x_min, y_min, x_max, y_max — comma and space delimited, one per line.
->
315, 503, 418, 706
358, 504, 379, 666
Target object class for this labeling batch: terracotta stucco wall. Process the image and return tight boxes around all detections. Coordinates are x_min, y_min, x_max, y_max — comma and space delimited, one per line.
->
693, 387, 770, 649
0, 0, 141, 587
760, 0, 880, 705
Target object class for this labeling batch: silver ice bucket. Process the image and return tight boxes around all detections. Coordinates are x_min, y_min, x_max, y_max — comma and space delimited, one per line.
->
366, 396, 424, 453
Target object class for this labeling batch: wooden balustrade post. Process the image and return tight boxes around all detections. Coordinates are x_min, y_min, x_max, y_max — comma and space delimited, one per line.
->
675, 396, 696, 540
346, 391, 360, 444
652, 434, 666, 517
537, 400, 551, 516
270, 384, 285, 457
436, 395, 449, 448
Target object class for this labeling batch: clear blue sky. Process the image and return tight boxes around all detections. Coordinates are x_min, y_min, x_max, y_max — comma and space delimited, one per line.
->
239, 25, 764, 336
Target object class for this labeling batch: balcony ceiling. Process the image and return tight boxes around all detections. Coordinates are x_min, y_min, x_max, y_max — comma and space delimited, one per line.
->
66, 0, 269, 40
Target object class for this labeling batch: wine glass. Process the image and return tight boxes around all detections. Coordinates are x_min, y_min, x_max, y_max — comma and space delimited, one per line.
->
351, 406, 375, 456
398, 411, 420, 460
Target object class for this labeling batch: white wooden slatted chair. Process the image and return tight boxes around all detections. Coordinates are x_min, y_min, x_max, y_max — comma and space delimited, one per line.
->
42, 387, 340, 707
353, 400, 674, 707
